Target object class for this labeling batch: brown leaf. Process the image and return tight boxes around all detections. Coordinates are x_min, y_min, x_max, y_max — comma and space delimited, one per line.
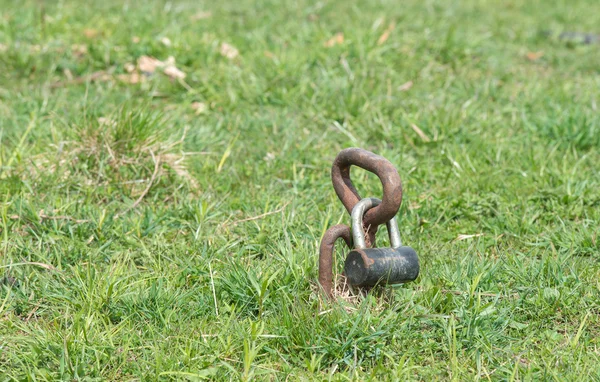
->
162, 56, 186, 79
264, 51, 276, 59
24, 262, 59, 272
83, 29, 99, 39
324, 32, 344, 47
132, 36, 140, 44
138, 56, 162, 73
398, 80, 413, 91
526, 51, 544, 61
117, 72, 144, 84
163, 65, 186, 80
377, 22, 395, 45
135, 56, 186, 80
190, 11, 212, 21
124, 63, 136, 73
220, 43, 239, 59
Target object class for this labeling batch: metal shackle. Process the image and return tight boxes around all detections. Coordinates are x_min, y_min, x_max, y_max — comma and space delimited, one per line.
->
351, 198, 402, 250
318, 224, 353, 299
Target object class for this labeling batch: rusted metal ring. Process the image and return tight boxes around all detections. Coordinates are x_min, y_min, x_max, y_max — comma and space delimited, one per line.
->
331, 147, 403, 233
318, 224, 352, 299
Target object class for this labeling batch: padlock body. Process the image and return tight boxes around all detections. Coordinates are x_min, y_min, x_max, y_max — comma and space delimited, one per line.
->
344, 246, 419, 287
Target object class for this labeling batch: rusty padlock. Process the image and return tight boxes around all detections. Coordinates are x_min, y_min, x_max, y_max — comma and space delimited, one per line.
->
344, 197, 419, 287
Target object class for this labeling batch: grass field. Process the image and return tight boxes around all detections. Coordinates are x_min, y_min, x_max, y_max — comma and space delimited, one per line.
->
1, 0, 600, 380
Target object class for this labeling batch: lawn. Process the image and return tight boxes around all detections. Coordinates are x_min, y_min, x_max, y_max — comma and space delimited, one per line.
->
1, 0, 600, 380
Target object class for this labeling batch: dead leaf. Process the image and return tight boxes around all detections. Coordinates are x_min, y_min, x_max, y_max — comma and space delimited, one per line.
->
220, 43, 239, 59
132, 36, 140, 44
83, 29, 99, 39
135, 55, 186, 80
455, 233, 484, 241
191, 11, 212, 21
526, 51, 544, 61
163, 56, 186, 79
411, 124, 431, 142
0, 43, 7, 52
117, 72, 144, 84
164, 65, 186, 80
191, 102, 207, 115
24, 262, 59, 272
264, 51, 275, 59
160, 37, 172, 47
398, 80, 413, 91
124, 63, 136, 73
377, 22, 395, 45
324, 32, 344, 47
138, 55, 162, 73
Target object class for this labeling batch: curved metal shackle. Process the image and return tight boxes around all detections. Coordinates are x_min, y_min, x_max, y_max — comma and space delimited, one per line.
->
318, 224, 353, 299
331, 148, 403, 229
352, 198, 402, 250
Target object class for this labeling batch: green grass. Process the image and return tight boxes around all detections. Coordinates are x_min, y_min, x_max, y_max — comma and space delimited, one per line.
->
1, 0, 600, 380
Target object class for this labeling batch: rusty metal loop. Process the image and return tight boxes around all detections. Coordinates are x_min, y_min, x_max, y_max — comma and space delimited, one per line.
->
331, 148, 402, 234
318, 224, 352, 299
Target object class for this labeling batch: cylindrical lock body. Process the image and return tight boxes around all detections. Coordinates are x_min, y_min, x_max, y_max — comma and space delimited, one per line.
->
344, 246, 419, 287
